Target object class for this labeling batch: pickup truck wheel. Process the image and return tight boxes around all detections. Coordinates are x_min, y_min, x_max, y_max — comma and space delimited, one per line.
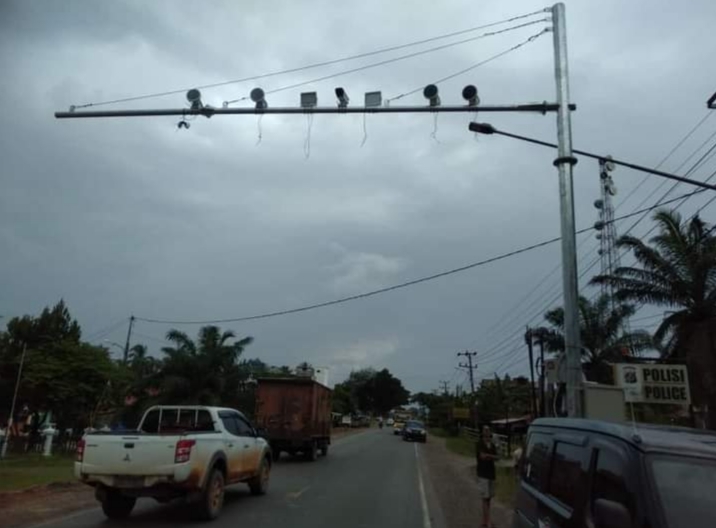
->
101, 491, 136, 519
248, 458, 270, 495
195, 467, 225, 520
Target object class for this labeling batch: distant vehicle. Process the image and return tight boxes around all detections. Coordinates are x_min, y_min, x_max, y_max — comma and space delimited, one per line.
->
402, 420, 427, 443
392, 411, 411, 435
255, 377, 332, 461
341, 415, 353, 428
75, 405, 271, 521
513, 417, 716, 528
386, 418, 395, 426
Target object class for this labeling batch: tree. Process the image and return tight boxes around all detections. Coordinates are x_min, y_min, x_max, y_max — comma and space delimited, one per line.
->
534, 294, 652, 383
158, 326, 253, 406
0, 301, 119, 432
333, 368, 409, 415
592, 210, 716, 427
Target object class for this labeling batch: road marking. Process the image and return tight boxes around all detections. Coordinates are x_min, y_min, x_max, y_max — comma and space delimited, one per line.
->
414, 443, 433, 528
286, 485, 310, 499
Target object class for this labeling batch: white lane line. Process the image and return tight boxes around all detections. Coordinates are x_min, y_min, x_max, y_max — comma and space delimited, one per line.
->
414, 442, 433, 528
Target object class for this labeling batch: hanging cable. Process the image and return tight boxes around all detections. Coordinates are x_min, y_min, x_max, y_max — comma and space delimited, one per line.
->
222, 19, 548, 106
70, 8, 549, 109
387, 28, 549, 103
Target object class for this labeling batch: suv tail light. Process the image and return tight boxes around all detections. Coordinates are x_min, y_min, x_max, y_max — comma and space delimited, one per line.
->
174, 439, 196, 463
76, 439, 86, 462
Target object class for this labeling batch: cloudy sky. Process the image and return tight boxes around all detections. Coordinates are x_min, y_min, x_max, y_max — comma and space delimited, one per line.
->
2, 0, 715, 393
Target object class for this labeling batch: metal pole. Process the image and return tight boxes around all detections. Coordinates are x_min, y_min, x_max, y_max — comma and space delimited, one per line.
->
552, 2, 582, 418
525, 328, 538, 418
2, 343, 27, 458
538, 339, 546, 417
122, 315, 135, 364
54, 103, 575, 119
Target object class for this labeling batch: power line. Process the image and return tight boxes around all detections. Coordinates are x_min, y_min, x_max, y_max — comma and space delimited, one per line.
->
387, 28, 549, 102
223, 21, 548, 106
71, 8, 548, 109
85, 317, 129, 342
135, 187, 706, 327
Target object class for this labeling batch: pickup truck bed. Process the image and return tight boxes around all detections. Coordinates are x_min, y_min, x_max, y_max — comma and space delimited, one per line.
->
76, 406, 271, 520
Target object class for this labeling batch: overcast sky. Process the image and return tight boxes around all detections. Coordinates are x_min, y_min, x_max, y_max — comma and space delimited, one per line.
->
2, 0, 715, 394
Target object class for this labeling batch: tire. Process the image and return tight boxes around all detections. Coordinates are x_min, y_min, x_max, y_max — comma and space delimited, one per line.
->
101, 491, 136, 519
194, 467, 225, 520
305, 441, 318, 461
271, 448, 281, 462
248, 458, 271, 495
320, 443, 329, 457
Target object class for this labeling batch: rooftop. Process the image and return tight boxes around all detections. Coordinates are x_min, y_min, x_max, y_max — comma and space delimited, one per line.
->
532, 417, 716, 457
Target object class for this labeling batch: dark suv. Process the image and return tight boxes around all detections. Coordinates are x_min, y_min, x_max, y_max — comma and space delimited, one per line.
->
513, 418, 716, 528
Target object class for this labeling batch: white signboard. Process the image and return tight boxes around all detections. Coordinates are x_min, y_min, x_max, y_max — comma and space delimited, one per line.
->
614, 364, 690, 405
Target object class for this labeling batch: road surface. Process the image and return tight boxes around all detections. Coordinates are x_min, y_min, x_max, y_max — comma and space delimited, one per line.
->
35, 428, 440, 528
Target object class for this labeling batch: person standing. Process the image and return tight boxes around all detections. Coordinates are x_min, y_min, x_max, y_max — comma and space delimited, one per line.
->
476, 426, 499, 528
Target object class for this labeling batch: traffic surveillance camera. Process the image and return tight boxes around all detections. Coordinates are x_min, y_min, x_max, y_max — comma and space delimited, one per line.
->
186, 89, 203, 110
423, 84, 440, 107
462, 85, 479, 106
335, 87, 349, 108
250, 87, 268, 109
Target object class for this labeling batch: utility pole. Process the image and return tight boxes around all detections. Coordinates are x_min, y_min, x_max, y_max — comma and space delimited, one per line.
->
525, 328, 538, 418
122, 315, 135, 364
2, 343, 27, 459
537, 336, 546, 417
552, 2, 582, 418
457, 351, 478, 393
439, 380, 450, 396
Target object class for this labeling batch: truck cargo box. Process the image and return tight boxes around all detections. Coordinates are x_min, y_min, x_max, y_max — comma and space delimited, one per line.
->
255, 377, 332, 461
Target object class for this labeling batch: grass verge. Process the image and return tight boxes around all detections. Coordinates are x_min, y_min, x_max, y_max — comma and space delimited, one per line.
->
0, 455, 75, 492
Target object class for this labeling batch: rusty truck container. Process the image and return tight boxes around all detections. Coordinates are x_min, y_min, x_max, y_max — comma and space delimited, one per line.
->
255, 377, 332, 461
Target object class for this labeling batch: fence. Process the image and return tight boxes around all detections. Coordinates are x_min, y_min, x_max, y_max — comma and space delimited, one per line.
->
2, 430, 83, 457
461, 426, 516, 459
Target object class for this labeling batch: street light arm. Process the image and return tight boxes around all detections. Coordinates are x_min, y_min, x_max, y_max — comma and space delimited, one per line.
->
468, 122, 716, 193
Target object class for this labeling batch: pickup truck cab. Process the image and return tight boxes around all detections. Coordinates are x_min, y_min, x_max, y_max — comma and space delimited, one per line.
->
76, 405, 271, 520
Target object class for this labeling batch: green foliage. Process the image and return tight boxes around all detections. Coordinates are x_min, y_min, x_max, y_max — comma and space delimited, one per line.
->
592, 210, 716, 426
332, 368, 409, 415
475, 375, 532, 423
534, 294, 652, 383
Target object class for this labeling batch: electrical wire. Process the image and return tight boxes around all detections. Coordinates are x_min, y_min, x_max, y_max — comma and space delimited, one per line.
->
70, 8, 549, 109
222, 20, 548, 106
85, 317, 129, 342
135, 188, 706, 327
387, 28, 549, 103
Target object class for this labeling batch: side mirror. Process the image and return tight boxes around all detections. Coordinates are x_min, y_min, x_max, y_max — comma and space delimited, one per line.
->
593, 499, 631, 528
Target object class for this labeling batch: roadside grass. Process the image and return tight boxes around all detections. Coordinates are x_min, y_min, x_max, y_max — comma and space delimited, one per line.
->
435, 431, 519, 508
0, 455, 75, 492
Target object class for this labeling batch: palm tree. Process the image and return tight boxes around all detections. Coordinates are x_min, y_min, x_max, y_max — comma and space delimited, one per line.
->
159, 326, 254, 405
535, 294, 652, 383
592, 210, 716, 426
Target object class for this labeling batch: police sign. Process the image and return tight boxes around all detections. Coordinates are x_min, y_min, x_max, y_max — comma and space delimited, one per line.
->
614, 363, 690, 405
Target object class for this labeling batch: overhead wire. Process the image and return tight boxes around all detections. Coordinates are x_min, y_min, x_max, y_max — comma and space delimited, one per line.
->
222, 20, 549, 106
70, 8, 549, 109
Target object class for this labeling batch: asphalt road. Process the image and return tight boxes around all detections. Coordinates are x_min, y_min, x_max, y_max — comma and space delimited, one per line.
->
36, 428, 437, 528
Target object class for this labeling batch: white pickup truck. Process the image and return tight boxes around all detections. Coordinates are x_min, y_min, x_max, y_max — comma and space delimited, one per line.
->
75, 405, 272, 520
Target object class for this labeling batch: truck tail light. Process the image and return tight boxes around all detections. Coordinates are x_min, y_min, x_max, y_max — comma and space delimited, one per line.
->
174, 439, 196, 463
76, 439, 86, 462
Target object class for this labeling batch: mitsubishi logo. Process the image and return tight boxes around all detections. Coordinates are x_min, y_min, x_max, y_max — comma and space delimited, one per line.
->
123, 453, 131, 462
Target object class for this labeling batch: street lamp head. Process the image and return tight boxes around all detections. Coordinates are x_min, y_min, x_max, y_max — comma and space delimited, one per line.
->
468, 122, 495, 135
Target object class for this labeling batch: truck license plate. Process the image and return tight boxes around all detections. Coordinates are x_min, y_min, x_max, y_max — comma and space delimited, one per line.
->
114, 476, 144, 488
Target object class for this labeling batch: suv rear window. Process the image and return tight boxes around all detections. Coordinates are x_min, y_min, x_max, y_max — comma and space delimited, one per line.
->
522, 432, 552, 491
651, 456, 716, 528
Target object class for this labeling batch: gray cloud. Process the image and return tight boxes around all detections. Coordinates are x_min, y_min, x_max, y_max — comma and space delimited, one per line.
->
2, 0, 716, 392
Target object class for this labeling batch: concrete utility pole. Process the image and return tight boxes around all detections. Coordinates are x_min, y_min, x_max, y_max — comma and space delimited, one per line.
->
122, 315, 135, 364
551, 2, 582, 418
439, 380, 450, 396
524, 328, 538, 418
457, 351, 478, 393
